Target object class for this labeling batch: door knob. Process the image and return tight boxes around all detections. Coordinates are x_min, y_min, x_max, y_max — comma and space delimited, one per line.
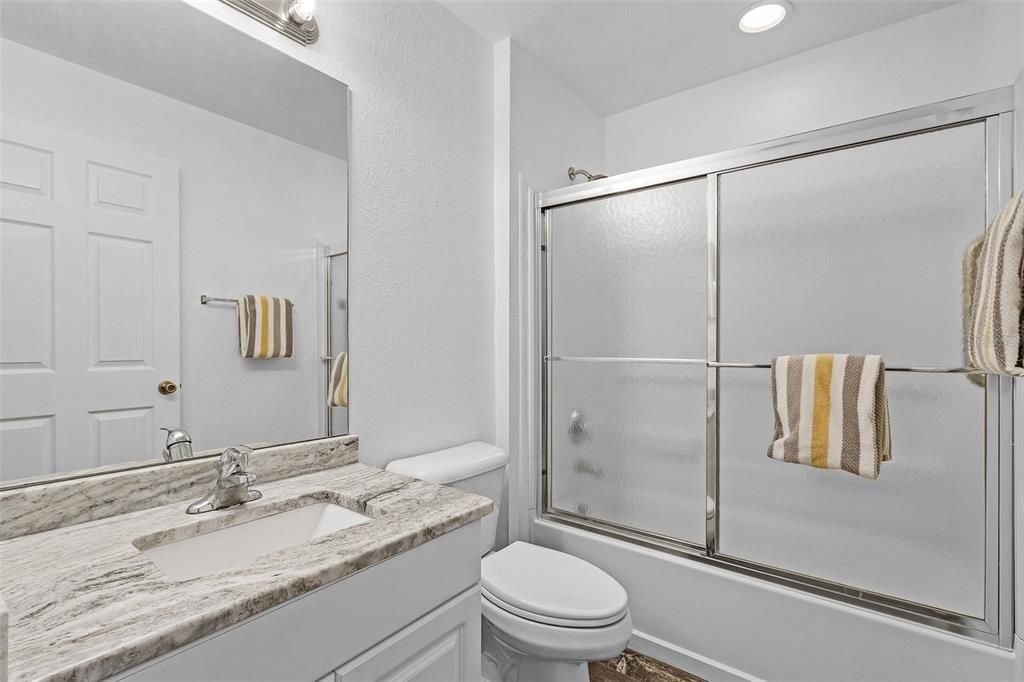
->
158, 380, 178, 395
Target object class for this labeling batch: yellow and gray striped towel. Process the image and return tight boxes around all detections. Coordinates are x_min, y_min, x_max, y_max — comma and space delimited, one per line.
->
328, 351, 348, 408
966, 192, 1024, 376
237, 295, 294, 359
768, 354, 892, 480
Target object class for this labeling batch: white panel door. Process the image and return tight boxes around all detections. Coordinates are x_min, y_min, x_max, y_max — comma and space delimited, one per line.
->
0, 114, 179, 480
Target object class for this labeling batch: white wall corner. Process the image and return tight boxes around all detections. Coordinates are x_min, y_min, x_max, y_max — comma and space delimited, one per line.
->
493, 38, 511, 453
493, 38, 513, 545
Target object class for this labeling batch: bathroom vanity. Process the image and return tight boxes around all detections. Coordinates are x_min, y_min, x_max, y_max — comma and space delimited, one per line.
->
0, 437, 492, 681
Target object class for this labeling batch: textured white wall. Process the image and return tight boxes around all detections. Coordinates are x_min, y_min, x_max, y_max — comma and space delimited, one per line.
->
605, 0, 1024, 174
186, 1, 496, 467
510, 43, 605, 192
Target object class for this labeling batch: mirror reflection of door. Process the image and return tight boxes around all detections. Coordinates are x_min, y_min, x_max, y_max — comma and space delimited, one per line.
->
0, 113, 180, 479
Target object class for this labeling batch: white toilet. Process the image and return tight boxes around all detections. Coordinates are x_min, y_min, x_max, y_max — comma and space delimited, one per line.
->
386, 441, 632, 682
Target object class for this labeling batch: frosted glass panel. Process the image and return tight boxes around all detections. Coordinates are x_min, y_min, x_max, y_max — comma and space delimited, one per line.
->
551, 178, 706, 359
718, 123, 986, 367
550, 361, 705, 544
717, 368, 986, 616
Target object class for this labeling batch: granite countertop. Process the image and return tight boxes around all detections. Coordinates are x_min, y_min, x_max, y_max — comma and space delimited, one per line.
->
0, 462, 492, 682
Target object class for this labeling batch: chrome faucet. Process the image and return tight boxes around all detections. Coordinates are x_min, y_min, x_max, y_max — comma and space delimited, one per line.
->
161, 427, 194, 462
186, 445, 262, 514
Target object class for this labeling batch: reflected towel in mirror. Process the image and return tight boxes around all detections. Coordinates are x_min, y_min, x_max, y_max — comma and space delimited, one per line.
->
328, 351, 349, 407
237, 295, 294, 358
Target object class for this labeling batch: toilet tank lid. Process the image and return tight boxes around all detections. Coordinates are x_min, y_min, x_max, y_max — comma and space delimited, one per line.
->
385, 441, 508, 485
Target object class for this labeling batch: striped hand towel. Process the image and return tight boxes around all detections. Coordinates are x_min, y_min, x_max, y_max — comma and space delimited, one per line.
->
966, 192, 1024, 376
328, 351, 349, 408
768, 354, 892, 480
237, 295, 294, 359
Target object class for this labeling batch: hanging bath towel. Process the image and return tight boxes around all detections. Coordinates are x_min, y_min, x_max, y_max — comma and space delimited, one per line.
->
237, 295, 294, 358
966, 192, 1024, 376
328, 351, 349, 408
768, 354, 892, 480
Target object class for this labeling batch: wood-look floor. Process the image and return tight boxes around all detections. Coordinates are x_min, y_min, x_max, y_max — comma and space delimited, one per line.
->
589, 649, 706, 682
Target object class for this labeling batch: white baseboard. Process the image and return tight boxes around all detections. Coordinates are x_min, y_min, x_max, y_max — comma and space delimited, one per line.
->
628, 629, 762, 682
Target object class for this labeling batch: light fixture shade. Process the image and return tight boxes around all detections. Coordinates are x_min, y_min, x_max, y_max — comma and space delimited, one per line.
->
738, 1, 791, 33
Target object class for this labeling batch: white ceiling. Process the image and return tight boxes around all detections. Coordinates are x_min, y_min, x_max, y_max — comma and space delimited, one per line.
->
441, 0, 960, 116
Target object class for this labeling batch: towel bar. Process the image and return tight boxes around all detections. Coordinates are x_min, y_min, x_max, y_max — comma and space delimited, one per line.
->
200, 295, 238, 305
708, 361, 983, 374
546, 356, 705, 366
545, 356, 984, 374
201, 295, 296, 307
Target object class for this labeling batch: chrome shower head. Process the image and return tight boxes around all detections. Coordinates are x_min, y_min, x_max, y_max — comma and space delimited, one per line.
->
568, 166, 608, 183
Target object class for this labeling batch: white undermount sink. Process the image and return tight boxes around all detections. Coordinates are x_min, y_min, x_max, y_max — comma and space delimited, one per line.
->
139, 502, 371, 581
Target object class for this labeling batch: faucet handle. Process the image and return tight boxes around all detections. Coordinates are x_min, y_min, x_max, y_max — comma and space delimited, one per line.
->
218, 445, 254, 476
187, 444, 261, 514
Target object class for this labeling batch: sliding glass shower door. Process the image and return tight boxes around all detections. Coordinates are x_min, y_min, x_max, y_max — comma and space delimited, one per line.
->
540, 88, 1014, 645
546, 179, 708, 545
716, 123, 989, 618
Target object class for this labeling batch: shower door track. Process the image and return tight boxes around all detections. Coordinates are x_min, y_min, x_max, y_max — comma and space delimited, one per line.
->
538, 86, 1016, 648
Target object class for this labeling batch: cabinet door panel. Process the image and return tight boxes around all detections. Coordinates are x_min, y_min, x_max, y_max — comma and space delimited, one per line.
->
334, 587, 480, 682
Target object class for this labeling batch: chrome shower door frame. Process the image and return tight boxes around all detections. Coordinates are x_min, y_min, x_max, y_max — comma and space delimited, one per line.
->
538, 86, 1016, 647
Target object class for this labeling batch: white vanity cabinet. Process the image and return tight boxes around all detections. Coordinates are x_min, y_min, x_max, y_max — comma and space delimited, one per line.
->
115, 522, 481, 682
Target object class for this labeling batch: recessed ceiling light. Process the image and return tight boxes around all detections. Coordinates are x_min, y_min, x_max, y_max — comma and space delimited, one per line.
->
738, 1, 790, 33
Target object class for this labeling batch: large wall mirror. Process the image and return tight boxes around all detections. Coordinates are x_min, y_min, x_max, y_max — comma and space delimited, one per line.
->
0, 1, 350, 488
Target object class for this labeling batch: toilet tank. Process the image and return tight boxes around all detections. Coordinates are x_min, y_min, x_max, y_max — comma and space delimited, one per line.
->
385, 441, 508, 556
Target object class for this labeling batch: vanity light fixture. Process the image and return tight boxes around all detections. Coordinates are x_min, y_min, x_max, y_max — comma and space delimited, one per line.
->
737, 1, 791, 33
218, 0, 319, 45
287, 0, 316, 24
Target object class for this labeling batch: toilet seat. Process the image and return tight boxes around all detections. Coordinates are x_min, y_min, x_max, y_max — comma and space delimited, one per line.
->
481, 542, 629, 627
481, 586, 625, 628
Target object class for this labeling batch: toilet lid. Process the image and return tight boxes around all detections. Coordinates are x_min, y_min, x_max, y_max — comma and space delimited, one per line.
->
481, 542, 628, 627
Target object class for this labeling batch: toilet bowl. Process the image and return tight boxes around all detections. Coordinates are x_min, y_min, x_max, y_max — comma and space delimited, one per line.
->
386, 442, 632, 682
480, 541, 633, 682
